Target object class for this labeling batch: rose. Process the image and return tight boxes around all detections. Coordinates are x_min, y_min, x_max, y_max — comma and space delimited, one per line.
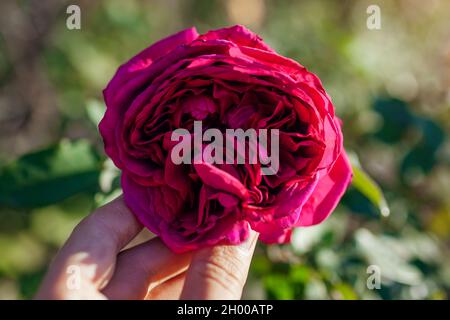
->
99, 25, 352, 253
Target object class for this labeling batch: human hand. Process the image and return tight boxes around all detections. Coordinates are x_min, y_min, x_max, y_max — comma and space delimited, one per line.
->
35, 196, 258, 300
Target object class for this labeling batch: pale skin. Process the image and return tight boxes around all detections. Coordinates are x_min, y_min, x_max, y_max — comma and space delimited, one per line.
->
35, 196, 258, 300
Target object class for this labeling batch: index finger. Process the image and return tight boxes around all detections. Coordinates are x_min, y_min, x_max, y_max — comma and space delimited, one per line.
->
36, 196, 143, 299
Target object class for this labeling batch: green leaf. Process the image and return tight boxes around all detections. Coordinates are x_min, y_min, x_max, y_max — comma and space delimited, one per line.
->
400, 117, 444, 181
373, 98, 413, 143
19, 269, 46, 299
349, 153, 390, 217
0, 140, 102, 208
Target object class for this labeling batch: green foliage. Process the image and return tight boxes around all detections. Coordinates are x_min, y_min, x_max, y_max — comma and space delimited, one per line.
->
0, 140, 102, 208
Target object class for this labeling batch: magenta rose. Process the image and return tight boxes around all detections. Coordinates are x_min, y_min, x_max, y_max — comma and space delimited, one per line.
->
99, 25, 352, 253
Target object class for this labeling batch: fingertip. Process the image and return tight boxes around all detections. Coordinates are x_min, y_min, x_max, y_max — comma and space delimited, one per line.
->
181, 230, 258, 300
73, 195, 143, 251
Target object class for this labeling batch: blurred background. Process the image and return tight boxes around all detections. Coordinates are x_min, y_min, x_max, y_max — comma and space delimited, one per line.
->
0, 0, 449, 299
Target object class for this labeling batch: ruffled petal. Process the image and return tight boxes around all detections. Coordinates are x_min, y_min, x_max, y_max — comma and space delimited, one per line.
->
296, 151, 352, 226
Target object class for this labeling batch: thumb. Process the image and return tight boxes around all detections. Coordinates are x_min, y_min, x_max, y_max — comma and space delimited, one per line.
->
180, 229, 258, 300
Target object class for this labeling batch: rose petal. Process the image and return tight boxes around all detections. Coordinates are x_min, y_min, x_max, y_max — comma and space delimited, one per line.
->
194, 162, 249, 200
296, 151, 352, 226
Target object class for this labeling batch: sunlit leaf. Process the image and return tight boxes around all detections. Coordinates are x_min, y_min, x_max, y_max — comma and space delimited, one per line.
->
348, 153, 390, 217
355, 229, 423, 286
